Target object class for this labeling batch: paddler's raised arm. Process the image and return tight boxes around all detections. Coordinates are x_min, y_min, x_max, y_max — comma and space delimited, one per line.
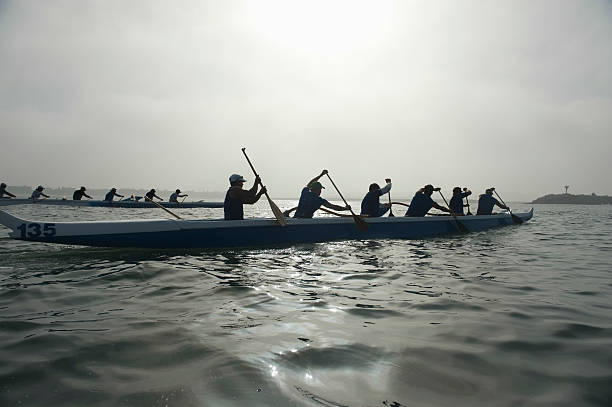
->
306, 170, 328, 189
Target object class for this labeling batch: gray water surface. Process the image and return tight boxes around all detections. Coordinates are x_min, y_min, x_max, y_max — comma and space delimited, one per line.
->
1, 203, 611, 406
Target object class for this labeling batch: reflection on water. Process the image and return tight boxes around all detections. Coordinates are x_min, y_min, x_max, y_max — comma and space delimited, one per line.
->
0, 203, 611, 406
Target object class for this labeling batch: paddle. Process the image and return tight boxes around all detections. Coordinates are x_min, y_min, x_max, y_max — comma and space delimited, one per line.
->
320, 207, 354, 217
437, 190, 469, 233
493, 189, 523, 224
283, 206, 297, 217
391, 201, 410, 208
145, 196, 182, 220
241, 148, 287, 227
463, 187, 473, 216
386, 178, 394, 217
325, 173, 368, 231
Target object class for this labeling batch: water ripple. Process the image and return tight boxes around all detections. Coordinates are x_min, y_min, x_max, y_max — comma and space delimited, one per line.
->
1, 203, 611, 406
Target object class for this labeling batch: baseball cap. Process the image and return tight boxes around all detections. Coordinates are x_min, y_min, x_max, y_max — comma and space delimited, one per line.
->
229, 174, 246, 183
310, 181, 325, 190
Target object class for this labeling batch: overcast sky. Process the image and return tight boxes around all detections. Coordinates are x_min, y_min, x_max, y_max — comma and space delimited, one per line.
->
1, 0, 610, 200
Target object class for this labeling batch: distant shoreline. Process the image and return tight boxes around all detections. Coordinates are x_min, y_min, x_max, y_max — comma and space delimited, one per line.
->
531, 193, 612, 205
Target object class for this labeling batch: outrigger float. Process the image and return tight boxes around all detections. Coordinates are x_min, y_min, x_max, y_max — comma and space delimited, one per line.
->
0, 209, 533, 249
0, 199, 223, 209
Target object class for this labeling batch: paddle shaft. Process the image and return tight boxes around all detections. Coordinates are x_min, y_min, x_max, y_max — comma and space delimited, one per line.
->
325, 173, 368, 230
492, 190, 509, 208
388, 192, 394, 216
283, 206, 298, 216
284, 205, 354, 219
324, 174, 355, 216
391, 201, 410, 208
145, 197, 182, 219
241, 148, 272, 201
438, 191, 469, 233
464, 193, 472, 215
241, 148, 287, 226
493, 190, 523, 224
391, 200, 462, 215
320, 207, 354, 217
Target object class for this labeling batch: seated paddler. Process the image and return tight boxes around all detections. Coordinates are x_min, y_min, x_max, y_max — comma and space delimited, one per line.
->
0, 183, 16, 198
224, 173, 266, 220
360, 178, 392, 217
169, 189, 188, 203
449, 187, 471, 215
30, 186, 50, 202
73, 186, 93, 200
145, 188, 163, 202
104, 188, 124, 202
476, 187, 508, 215
405, 184, 451, 217
294, 169, 351, 218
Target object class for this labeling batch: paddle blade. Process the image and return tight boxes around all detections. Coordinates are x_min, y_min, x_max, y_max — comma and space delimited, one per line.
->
352, 214, 369, 231
388, 194, 394, 217
456, 219, 469, 233
266, 194, 287, 226
510, 213, 523, 224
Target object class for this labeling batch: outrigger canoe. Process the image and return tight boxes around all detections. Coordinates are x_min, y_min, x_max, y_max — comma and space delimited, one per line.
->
0, 209, 533, 249
0, 199, 223, 209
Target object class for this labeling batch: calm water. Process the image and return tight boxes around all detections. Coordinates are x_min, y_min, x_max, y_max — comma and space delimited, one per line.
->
1, 203, 611, 407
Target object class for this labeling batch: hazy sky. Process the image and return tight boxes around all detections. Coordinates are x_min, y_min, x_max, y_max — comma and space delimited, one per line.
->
1, 0, 610, 200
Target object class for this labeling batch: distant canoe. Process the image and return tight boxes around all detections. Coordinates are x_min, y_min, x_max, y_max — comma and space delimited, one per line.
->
0, 198, 224, 209
0, 208, 533, 249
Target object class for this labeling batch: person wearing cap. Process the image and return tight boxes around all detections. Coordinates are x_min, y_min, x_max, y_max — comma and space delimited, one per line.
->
145, 189, 163, 202
30, 186, 50, 202
73, 186, 93, 200
360, 179, 392, 217
169, 189, 188, 203
224, 174, 266, 220
449, 187, 472, 215
104, 188, 124, 202
0, 183, 16, 198
294, 170, 351, 218
405, 184, 451, 217
476, 187, 508, 215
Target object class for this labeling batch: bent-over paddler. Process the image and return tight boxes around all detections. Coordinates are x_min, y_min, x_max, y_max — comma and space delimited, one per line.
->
405, 184, 451, 217
294, 169, 351, 218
